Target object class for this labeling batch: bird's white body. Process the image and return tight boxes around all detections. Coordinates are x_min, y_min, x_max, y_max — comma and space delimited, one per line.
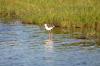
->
44, 24, 54, 31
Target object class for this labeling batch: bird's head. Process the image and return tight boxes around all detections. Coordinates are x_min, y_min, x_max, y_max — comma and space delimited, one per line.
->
44, 24, 47, 26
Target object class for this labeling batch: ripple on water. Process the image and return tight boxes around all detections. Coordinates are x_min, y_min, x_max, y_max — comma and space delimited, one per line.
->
0, 23, 100, 66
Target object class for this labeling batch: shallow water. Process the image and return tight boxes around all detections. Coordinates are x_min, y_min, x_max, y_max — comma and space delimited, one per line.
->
0, 22, 100, 66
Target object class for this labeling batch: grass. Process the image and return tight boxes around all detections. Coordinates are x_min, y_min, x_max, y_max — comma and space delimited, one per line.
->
0, 0, 100, 27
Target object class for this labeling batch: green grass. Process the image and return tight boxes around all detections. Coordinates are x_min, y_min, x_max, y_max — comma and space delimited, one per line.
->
0, 0, 100, 27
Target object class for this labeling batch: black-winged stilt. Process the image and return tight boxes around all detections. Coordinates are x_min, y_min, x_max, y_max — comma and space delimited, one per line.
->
44, 24, 54, 40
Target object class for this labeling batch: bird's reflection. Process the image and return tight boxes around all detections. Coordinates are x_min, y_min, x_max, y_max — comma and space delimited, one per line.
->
44, 41, 54, 58
45, 39, 54, 45
44, 39, 54, 51
44, 39, 54, 64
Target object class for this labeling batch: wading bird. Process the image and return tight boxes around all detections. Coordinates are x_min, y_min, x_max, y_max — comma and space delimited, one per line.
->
44, 24, 54, 31
44, 24, 54, 40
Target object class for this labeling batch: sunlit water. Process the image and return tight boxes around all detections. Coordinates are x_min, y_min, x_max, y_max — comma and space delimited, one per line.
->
0, 22, 100, 66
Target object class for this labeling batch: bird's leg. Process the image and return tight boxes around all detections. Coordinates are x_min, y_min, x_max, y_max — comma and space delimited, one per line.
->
50, 30, 53, 40
48, 31, 51, 40
48, 30, 51, 40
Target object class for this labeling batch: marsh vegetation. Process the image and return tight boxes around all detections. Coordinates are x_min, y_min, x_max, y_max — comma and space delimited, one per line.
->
0, 0, 100, 24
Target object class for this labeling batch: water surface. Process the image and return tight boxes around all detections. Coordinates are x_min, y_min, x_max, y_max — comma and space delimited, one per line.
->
0, 22, 100, 66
